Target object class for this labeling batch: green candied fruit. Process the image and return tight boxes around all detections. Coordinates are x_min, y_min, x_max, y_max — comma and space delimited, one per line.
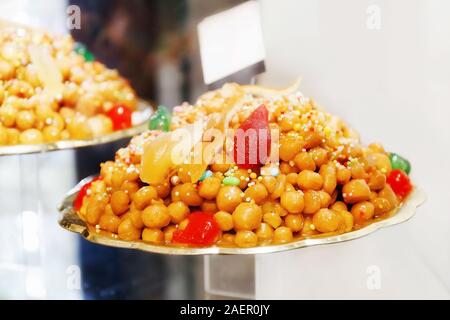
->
149, 105, 171, 132
222, 176, 240, 186
199, 170, 213, 182
74, 42, 95, 62
389, 152, 411, 174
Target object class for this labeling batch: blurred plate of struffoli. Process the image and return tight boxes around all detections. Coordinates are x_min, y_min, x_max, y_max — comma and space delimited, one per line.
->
0, 23, 153, 155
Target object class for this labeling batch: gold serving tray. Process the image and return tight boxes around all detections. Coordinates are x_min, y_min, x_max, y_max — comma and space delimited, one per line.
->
0, 100, 153, 156
58, 176, 426, 255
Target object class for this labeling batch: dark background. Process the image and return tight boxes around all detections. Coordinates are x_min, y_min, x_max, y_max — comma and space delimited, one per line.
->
69, 0, 244, 299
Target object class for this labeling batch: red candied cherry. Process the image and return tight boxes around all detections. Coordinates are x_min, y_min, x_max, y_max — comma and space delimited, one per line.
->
387, 169, 412, 199
233, 105, 271, 170
73, 177, 102, 211
173, 212, 220, 246
107, 104, 132, 131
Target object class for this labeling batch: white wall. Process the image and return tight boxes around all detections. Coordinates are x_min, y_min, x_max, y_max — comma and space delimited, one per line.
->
256, 0, 450, 299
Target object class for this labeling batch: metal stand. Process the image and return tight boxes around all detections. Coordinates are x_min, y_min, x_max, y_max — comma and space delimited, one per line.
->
0, 153, 45, 298
204, 255, 255, 299
0, 150, 84, 299
19, 153, 46, 298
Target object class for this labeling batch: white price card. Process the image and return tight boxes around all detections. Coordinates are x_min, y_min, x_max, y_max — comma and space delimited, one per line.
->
198, 1, 266, 85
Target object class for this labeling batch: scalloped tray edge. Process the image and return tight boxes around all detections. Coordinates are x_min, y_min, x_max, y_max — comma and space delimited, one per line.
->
58, 177, 426, 255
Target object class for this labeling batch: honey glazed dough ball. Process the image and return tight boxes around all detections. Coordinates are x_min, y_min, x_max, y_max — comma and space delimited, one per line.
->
167, 201, 190, 223
133, 186, 158, 210
217, 186, 242, 213
232, 203, 263, 231
312, 209, 341, 233
214, 211, 234, 231
179, 183, 203, 206
118, 218, 141, 241
142, 203, 171, 228
280, 190, 304, 214
297, 170, 323, 191
198, 177, 221, 200
273, 227, 293, 244
234, 230, 258, 248
342, 179, 371, 204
